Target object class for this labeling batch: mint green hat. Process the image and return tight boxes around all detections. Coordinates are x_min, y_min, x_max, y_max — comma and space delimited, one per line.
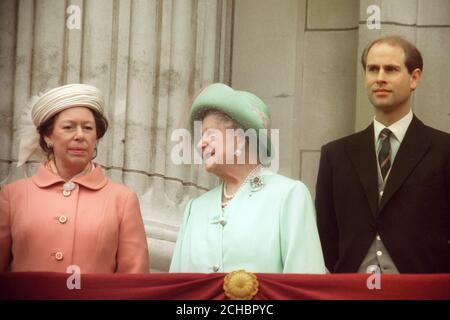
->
189, 83, 272, 157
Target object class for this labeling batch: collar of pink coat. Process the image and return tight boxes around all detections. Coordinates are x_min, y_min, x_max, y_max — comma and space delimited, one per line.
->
32, 163, 108, 190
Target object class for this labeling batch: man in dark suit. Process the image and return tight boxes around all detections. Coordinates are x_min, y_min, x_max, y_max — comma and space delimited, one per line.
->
315, 36, 450, 273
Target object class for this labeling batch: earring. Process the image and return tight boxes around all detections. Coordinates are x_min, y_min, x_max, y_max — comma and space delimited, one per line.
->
47, 141, 53, 149
235, 149, 242, 157
92, 147, 98, 160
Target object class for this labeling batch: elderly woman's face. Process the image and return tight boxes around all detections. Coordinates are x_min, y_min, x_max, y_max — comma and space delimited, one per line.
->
47, 107, 97, 168
197, 113, 240, 172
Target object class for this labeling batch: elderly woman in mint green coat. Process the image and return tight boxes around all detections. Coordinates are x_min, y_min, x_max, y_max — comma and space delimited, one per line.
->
170, 83, 326, 274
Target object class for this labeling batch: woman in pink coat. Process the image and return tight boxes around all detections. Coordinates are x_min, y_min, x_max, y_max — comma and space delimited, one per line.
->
0, 84, 149, 273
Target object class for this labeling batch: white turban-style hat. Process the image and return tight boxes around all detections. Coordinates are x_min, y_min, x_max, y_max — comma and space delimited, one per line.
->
17, 83, 105, 167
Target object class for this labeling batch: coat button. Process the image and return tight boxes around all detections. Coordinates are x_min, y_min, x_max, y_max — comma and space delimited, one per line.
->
55, 252, 64, 261
376, 235, 381, 241
376, 250, 382, 257
212, 264, 220, 272
58, 215, 68, 224
219, 218, 226, 226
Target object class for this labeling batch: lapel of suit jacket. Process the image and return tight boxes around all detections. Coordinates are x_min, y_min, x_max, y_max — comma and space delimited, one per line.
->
378, 115, 431, 213
345, 124, 379, 218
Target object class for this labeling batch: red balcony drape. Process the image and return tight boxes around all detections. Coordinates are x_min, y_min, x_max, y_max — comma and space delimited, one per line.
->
1, 272, 449, 300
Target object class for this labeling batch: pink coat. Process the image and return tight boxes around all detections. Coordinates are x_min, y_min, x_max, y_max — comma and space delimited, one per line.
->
0, 163, 149, 273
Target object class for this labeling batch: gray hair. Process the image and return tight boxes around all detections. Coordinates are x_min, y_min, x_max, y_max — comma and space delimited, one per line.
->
193, 108, 244, 130
194, 108, 262, 164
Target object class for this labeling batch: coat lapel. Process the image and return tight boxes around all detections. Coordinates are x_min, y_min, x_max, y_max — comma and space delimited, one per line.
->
378, 116, 430, 213
345, 124, 379, 217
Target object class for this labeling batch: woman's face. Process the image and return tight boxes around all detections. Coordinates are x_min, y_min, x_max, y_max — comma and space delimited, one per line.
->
46, 107, 97, 169
197, 113, 240, 173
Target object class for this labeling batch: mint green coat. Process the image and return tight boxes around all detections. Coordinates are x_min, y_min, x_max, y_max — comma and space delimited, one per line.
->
170, 169, 326, 274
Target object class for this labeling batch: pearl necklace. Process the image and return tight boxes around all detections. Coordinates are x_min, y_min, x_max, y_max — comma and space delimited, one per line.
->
222, 165, 261, 208
222, 186, 234, 200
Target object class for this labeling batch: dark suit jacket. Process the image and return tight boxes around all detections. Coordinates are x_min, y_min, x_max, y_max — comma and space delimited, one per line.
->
315, 115, 450, 273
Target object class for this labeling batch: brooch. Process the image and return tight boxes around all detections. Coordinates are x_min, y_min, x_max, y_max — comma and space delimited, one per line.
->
249, 176, 264, 192
62, 181, 76, 197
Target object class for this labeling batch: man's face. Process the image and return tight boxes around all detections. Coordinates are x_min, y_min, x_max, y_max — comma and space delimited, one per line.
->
365, 43, 420, 113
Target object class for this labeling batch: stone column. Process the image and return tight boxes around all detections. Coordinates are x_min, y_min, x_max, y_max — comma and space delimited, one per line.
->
0, 0, 17, 184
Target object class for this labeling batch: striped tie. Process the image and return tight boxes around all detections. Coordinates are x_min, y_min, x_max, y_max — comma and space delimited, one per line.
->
378, 128, 392, 180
